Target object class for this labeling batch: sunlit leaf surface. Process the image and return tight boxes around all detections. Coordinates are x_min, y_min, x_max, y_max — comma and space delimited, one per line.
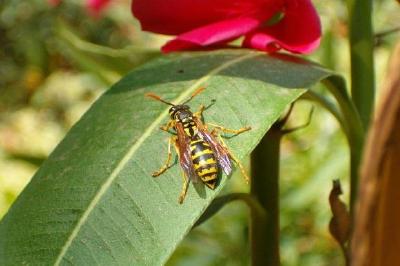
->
0, 50, 332, 265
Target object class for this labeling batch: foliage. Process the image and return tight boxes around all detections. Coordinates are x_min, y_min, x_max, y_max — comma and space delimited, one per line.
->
0, 0, 399, 265
0, 49, 334, 265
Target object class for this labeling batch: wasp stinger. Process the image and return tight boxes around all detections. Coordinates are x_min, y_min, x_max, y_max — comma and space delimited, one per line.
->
146, 87, 251, 204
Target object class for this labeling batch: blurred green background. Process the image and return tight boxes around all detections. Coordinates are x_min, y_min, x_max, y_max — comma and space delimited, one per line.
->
0, 0, 398, 265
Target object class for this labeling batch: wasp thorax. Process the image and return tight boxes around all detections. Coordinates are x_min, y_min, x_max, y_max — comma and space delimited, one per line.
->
169, 105, 191, 120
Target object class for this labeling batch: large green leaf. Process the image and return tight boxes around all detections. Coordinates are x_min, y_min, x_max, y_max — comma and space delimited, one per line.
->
0, 50, 332, 265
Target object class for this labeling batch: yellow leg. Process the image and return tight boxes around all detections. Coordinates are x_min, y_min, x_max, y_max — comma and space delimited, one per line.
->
152, 136, 176, 177
208, 123, 251, 135
169, 137, 190, 204
212, 129, 250, 184
178, 172, 190, 204
153, 135, 190, 203
160, 120, 175, 132
193, 104, 206, 119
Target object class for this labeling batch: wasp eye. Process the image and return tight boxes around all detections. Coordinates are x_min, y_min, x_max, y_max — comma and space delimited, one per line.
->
169, 107, 177, 118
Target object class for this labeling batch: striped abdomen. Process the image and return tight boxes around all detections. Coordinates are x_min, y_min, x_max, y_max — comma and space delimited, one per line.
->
190, 138, 218, 189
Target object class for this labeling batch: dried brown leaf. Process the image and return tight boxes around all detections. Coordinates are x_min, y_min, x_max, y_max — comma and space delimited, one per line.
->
352, 40, 400, 266
329, 180, 351, 246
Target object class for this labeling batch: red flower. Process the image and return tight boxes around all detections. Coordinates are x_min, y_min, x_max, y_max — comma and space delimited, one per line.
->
132, 0, 321, 54
86, 0, 112, 16
48, 0, 112, 16
48, 0, 62, 7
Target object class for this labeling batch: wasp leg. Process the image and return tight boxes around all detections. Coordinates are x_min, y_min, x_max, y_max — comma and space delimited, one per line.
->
168, 136, 189, 204
178, 172, 190, 204
152, 136, 176, 177
193, 104, 206, 119
169, 139, 190, 204
212, 128, 250, 184
160, 120, 175, 132
208, 123, 251, 135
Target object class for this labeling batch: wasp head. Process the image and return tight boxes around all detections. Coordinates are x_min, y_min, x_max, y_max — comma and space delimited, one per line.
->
169, 105, 191, 120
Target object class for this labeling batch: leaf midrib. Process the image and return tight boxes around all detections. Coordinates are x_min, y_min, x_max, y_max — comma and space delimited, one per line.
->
53, 52, 260, 265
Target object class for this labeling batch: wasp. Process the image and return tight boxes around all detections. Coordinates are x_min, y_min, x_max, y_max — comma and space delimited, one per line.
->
146, 87, 251, 204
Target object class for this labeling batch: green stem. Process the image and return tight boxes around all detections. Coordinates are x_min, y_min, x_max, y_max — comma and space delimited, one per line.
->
375, 26, 400, 40
347, 0, 375, 128
250, 125, 281, 266
323, 77, 364, 214
301, 91, 347, 135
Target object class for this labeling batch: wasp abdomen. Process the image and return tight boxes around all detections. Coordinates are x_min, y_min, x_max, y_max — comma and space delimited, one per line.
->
190, 138, 218, 189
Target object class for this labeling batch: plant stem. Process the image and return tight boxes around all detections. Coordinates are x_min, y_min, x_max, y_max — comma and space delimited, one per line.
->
322, 76, 365, 214
301, 91, 346, 135
250, 125, 281, 266
346, 0, 375, 128
345, 2, 374, 262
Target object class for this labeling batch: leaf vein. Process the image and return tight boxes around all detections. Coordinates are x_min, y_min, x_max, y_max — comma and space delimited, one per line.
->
53, 52, 259, 265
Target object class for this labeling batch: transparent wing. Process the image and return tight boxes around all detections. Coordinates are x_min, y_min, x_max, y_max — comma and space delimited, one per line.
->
175, 123, 199, 183
194, 117, 233, 175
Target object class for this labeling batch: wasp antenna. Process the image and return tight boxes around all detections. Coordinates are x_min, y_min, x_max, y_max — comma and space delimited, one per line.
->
183, 87, 206, 104
145, 92, 174, 106
192, 87, 205, 97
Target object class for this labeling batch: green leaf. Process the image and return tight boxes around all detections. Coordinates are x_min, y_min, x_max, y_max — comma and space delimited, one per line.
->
0, 50, 333, 265
56, 20, 160, 85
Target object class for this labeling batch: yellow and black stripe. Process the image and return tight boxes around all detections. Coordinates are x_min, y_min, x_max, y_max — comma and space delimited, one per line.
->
190, 138, 218, 189
181, 118, 197, 137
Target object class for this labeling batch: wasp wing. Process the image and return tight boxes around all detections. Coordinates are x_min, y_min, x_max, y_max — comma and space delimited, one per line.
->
194, 118, 233, 175
175, 122, 199, 183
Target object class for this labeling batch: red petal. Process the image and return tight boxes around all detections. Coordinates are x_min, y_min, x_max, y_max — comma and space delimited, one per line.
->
243, 0, 321, 54
132, 0, 270, 35
161, 17, 262, 53
48, 0, 61, 7
86, 0, 111, 15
